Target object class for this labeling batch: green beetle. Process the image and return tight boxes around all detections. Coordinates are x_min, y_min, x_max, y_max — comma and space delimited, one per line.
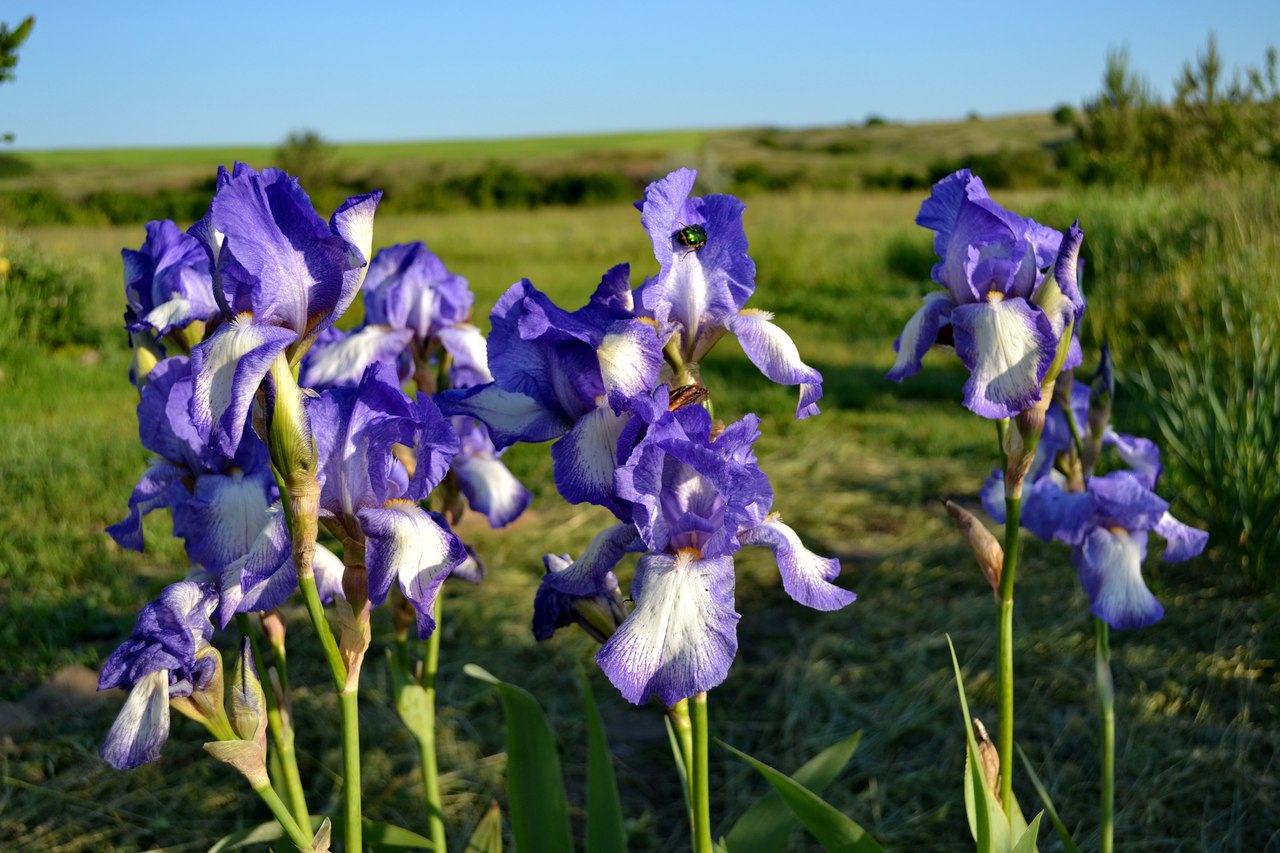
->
673, 223, 708, 256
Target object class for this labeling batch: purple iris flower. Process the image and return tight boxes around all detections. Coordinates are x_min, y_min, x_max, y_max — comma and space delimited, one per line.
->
532, 553, 626, 644
299, 241, 482, 391
300, 362, 466, 636
450, 416, 532, 527
108, 356, 278, 576
541, 389, 855, 706
636, 168, 823, 419
888, 169, 1084, 419
188, 163, 381, 457
97, 581, 218, 769
123, 220, 219, 339
438, 265, 664, 514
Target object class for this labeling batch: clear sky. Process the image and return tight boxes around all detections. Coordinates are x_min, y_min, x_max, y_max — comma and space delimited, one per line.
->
3, 0, 1277, 150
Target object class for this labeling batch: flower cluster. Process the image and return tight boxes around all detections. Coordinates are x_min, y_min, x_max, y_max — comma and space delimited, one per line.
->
447, 168, 854, 706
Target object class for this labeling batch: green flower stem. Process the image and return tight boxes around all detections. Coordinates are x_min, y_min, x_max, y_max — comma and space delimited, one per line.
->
251, 780, 314, 852
1095, 617, 1115, 853
690, 691, 713, 853
297, 574, 347, 692
340, 687, 362, 853
998, 493, 1022, 821
668, 699, 694, 817
419, 594, 447, 853
236, 614, 310, 830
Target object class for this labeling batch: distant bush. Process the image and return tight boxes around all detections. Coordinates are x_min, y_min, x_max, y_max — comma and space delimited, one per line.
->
0, 152, 32, 178
1052, 104, 1076, 125
730, 162, 801, 194
863, 115, 888, 127
882, 229, 936, 281
0, 234, 96, 350
275, 130, 339, 190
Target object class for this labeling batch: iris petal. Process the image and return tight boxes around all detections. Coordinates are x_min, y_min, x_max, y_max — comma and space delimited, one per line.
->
727, 309, 825, 419
951, 298, 1055, 419
739, 518, 855, 611
1075, 528, 1162, 630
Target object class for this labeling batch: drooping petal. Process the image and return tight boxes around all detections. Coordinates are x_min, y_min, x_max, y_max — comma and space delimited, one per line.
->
407, 391, 461, 500
1074, 528, 1162, 630
738, 517, 855, 611
596, 552, 739, 706
101, 669, 171, 769
886, 292, 954, 383
951, 298, 1056, 419
452, 453, 532, 527
726, 309, 824, 419
437, 323, 493, 387
551, 405, 631, 512
328, 191, 383, 320
219, 505, 295, 626
190, 316, 296, 457
436, 384, 572, 449
300, 325, 413, 391
358, 500, 466, 636
107, 459, 188, 552
1154, 512, 1209, 562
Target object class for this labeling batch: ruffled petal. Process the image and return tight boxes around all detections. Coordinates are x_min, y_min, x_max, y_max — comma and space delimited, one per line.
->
101, 669, 171, 769
886, 292, 954, 383
1020, 476, 1097, 545
1074, 528, 1162, 630
596, 552, 739, 706
951, 298, 1055, 419
217, 504, 294, 626
453, 453, 532, 528
738, 517, 855, 610
726, 309, 824, 419
172, 469, 274, 574
358, 501, 466, 636
1103, 428, 1162, 489
190, 316, 296, 457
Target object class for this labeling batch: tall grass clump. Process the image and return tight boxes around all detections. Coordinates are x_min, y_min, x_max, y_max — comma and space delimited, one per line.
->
1132, 305, 1280, 588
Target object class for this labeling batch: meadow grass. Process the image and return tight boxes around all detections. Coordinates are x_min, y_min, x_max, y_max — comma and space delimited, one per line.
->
0, 177, 1275, 851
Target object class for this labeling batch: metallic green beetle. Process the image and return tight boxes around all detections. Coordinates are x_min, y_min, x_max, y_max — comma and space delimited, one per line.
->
673, 223, 708, 255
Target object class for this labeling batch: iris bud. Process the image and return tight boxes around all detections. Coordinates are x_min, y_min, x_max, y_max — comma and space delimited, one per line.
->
230, 638, 267, 743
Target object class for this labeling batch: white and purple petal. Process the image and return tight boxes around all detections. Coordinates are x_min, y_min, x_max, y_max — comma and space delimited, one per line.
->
596, 551, 739, 707
358, 500, 467, 636
300, 325, 413, 391
1154, 512, 1209, 563
597, 319, 663, 410
739, 517, 855, 611
101, 669, 171, 769
726, 309, 824, 419
1103, 428, 1162, 489
886, 292, 955, 382
551, 404, 631, 512
190, 316, 296, 458
1074, 528, 1162, 630
171, 468, 274, 574
453, 452, 532, 528
951, 298, 1056, 419
540, 523, 643, 596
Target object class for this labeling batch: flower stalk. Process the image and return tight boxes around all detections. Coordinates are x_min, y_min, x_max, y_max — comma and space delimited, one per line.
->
1096, 617, 1115, 853
997, 490, 1021, 820
690, 691, 713, 853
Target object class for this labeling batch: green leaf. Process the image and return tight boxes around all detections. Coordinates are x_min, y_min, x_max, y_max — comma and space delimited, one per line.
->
465, 801, 504, 853
948, 636, 1010, 853
1016, 746, 1082, 853
208, 816, 437, 852
388, 648, 432, 737
724, 732, 863, 853
464, 664, 573, 853
664, 714, 691, 815
1011, 812, 1044, 853
719, 742, 884, 853
580, 669, 627, 853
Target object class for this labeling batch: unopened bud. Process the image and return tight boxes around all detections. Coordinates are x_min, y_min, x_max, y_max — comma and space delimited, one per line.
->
266, 354, 316, 479
1006, 385, 1053, 497
572, 574, 628, 645
944, 501, 1003, 595
128, 331, 165, 390
170, 646, 232, 738
259, 609, 286, 655
230, 638, 267, 743
971, 717, 1002, 805
1084, 345, 1114, 475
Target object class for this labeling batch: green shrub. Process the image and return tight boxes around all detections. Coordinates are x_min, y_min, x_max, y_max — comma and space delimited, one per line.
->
0, 234, 96, 350
1131, 305, 1280, 588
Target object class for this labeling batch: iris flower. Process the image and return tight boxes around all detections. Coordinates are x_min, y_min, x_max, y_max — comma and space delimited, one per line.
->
306, 362, 466, 636
123, 219, 219, 341
188, 163, 381, 457
438, 266, 664, 514
888, 169, 1084, 419
540, 388, 855, 705
98, 581, 219, 768
637, 168, 823, 419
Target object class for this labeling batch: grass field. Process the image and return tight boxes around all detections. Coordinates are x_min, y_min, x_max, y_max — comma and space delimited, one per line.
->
0, 127, 1276, 851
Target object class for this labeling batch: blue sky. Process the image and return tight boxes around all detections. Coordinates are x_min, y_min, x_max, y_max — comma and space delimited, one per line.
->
4, 1, 1277, 150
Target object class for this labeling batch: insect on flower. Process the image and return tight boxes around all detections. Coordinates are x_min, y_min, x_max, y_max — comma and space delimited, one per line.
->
673, 223, 707, 257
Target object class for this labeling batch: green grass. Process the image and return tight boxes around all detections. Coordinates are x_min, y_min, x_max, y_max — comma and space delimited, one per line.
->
0, 168, 1276, 851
